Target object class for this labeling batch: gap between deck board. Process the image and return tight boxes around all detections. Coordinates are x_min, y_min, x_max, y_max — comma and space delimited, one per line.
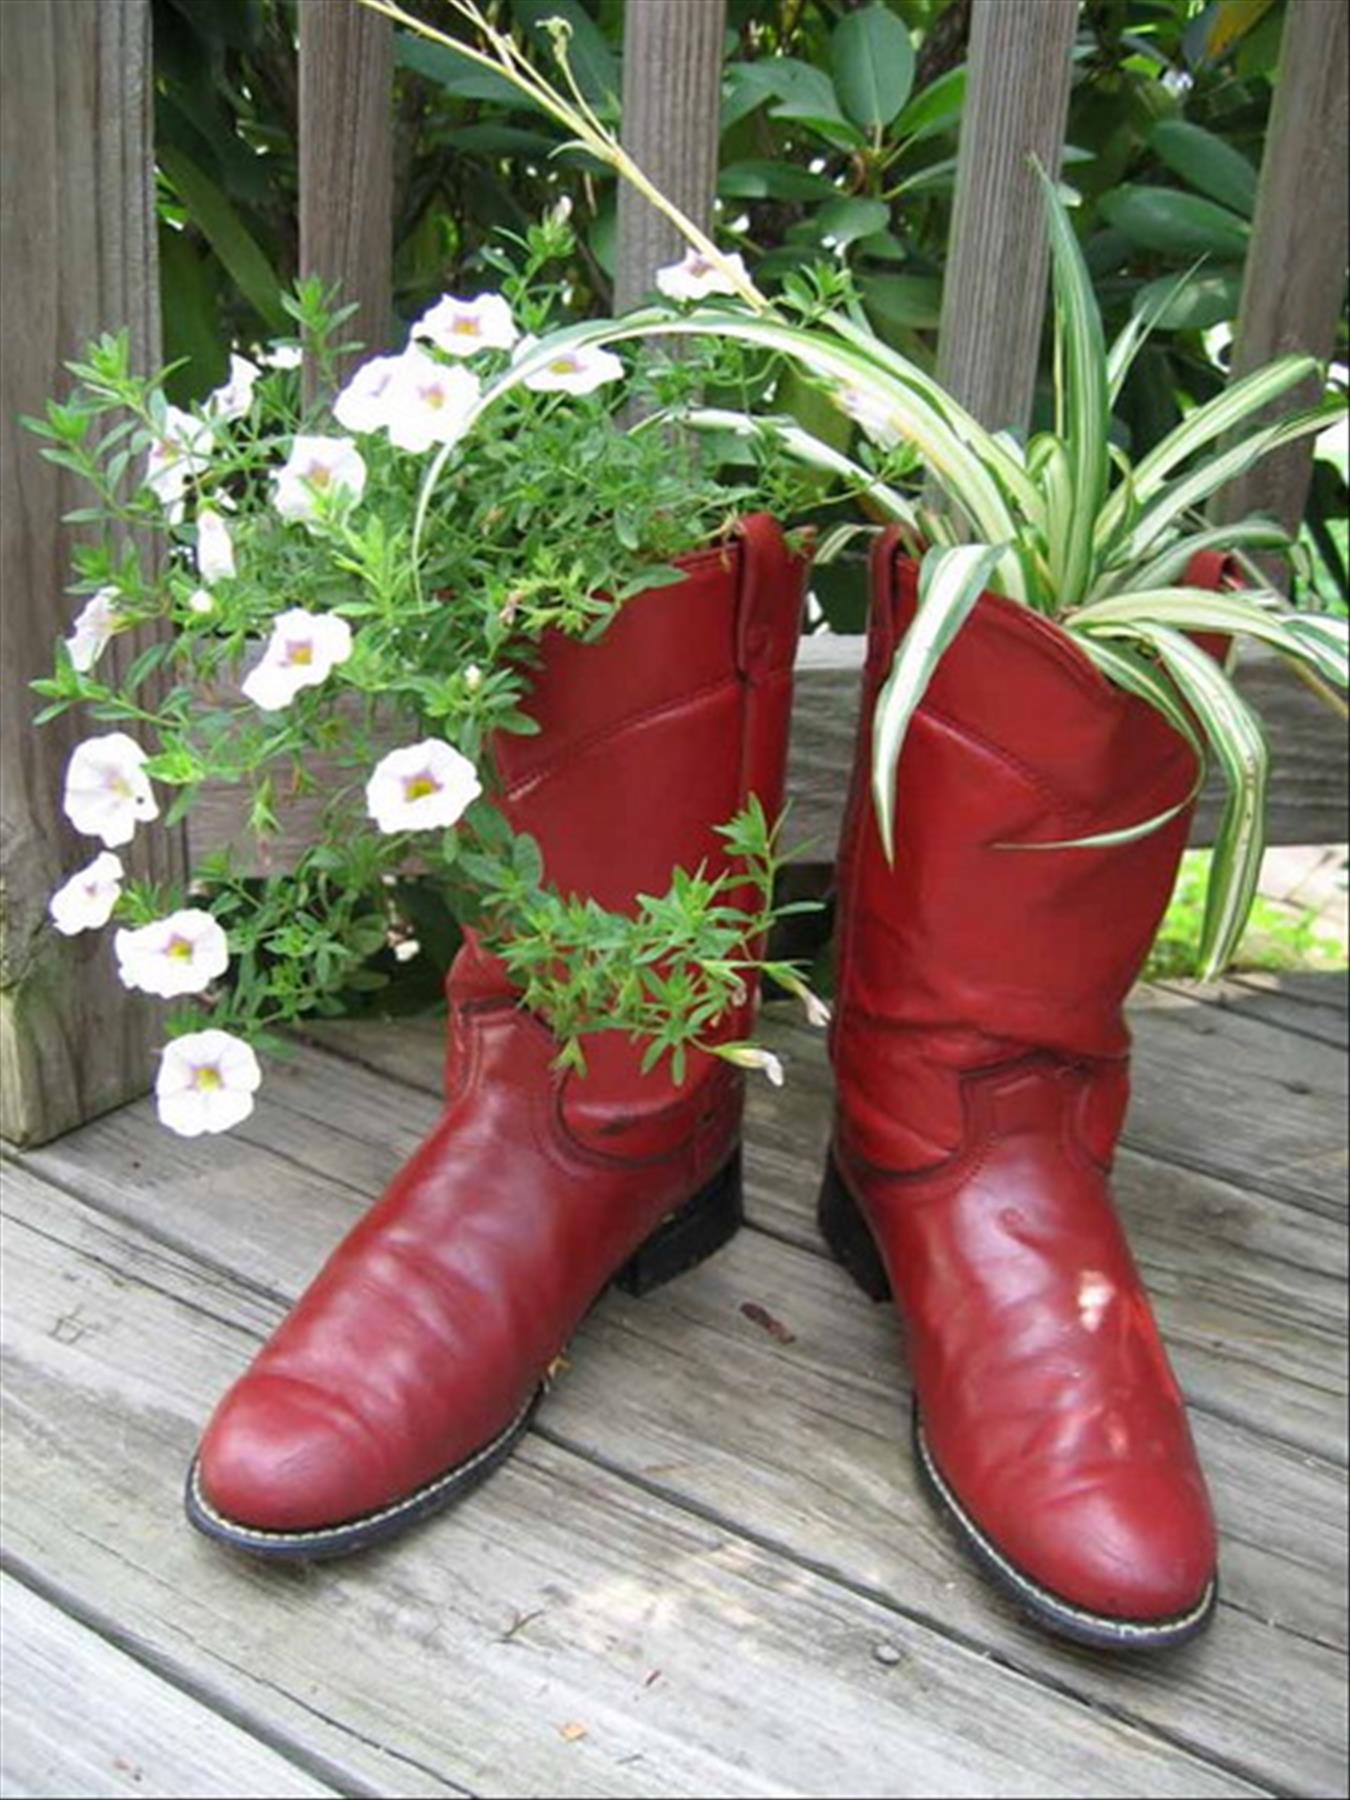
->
8, 1119, 1346, 1792
2, 1166, 1273, 1800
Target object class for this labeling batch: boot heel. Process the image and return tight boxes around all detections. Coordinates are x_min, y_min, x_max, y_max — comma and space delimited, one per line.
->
614, 1152, 744, 1299
818, 1155, 892, 1302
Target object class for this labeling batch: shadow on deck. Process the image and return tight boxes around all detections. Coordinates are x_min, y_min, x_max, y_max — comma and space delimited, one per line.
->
2, 973, 1346, 1798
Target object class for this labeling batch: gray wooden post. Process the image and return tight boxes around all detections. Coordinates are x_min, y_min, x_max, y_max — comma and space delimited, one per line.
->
0, 0, 185, 1146
935, 0, 1079, 434
614, 0, 727, 312
299, 0, 395, 382
1212, 0, 1349, 538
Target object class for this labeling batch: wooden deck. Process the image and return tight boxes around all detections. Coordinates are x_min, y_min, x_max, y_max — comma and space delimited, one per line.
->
2, 974, 1346, 1799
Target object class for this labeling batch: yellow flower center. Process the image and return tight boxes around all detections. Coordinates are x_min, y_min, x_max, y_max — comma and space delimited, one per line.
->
305, 461, 333, 489
166, 935, 195, 961
549, 358, 576, 375
284, 639, 315, 666
420, 384, 447, 410
451, 317, 481, 336
403, 774, 441, 802
193, 1064, 223, 1091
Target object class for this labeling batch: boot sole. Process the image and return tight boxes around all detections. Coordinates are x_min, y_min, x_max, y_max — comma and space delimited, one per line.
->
184, 1151, 743, 1561
818, 1153, 1219, 1653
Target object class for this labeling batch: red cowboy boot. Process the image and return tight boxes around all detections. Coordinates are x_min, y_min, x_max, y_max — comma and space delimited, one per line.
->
187, 514, 805, 1557
821, 528, 1223, 1649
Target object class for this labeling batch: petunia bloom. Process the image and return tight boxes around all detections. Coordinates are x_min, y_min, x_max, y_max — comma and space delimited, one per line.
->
195, 507, 236, 582
272, 435, 367, 524
365, 740, 482, 835
522, 344, 625, 396
260, 342, 303, 371
655, 248, 749, 303
241, 607, 354, 712
155, 1029, 262, 1137
143, 406, 212, 511
382, 350, 480, 454
48, 851, 124, 936
115, 908, 230, 999
187, 587, 216, 616
333, 354, 407, 435
63, 733, 159, 848
65, 587, 124, 674
414, 291, 519, 358
206, 353, 262, 422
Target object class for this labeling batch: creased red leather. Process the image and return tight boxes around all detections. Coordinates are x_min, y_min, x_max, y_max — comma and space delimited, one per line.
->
830, 531, 1221, 1622
198, 515, 806, 1532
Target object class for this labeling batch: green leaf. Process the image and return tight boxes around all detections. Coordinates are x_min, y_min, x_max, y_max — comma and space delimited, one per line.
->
859, 271, 943, 331
393, 31, 531, 105
812, 196, 892, 250
1098, 516, 1290, 595
871, 543, 1009, 863
832, 3, 916, 131
718, 160, 839, 203
1036, 161, 1110, 605
891, 63, 966, 143
1100, 185, 1250, 258
1129, 267, 1243, 335
1148, 121, 1258, 218
157, 145, 287, 332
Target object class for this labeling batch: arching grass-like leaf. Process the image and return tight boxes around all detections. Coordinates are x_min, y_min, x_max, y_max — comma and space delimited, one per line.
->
871, 543, 1009, 863
1095, 516, 1290, 597
1106, 261, 1205, 405
1072, 587, 1347, 678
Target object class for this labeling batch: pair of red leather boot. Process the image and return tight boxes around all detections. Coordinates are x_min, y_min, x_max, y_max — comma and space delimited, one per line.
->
188, 516, 1219, 1651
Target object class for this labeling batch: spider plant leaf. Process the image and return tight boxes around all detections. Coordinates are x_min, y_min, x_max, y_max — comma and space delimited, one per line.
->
1095, 355, 1323, 548
1075, 587, 1348, 691
1035, 160, 1110, 606
1100, 622, 1269, 977
1039, 438, 1076, 592
1106, 261, 1205, 405
1094, 515, 1290, 597
414, 308, 1026, 595
1109, 401, 1344, 566
871, 542, 1008, 864
1283, 613, 1350, 689
655, 405, 920, 526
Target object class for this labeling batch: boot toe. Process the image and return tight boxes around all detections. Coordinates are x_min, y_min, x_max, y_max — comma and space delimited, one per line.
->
196, 1374, 395, 1537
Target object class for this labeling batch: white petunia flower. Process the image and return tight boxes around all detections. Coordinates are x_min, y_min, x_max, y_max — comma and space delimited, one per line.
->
241, 607, 354, 712
65, 586, 125, 674
333, 353, 407, 435
717, 1043, 786, 1087
155, 1029, 262, 1137
414, 291, 519, 358
655, 248, 749, 303
522, 344, 625, 396
365, 740, 482, 835
63, 733, 159, 848
272, 435, 367, 524
837, 385, 903, 449
206, 353, 262, 422
144, 406, 212, 511
187, 587, 215, 616
260, 342, 303, 371
48, 851, 124, 936
195, 507, 236, 581
115, 908, 230, 999
383, 350, 480, 454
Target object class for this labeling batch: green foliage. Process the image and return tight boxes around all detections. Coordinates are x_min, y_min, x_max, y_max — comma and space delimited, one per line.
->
1146, 850, 1347, 978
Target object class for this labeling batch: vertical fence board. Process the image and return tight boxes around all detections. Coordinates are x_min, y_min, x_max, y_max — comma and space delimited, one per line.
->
615, 0, 727, 312
299, 0, 395, 383
935, 0, 1079, 434
1213, 0, 1349, 538
0, 0, 185, 1147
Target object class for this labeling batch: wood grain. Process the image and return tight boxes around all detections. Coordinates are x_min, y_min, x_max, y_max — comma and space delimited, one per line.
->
935, 0, 1079, 433
1, 1165, 1263, 1800
614, 0, 727, 314
298, 0, 394, 386
0, 1573, 338, 1800
0, 0, 186, 1149
1212, 0, 1350, 540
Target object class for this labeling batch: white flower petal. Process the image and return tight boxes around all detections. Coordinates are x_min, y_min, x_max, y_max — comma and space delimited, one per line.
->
655, 248, 748, 303
115, 908, 229, 998
156, 1029, 261, 1137
522, 345, 625, 396
333, 353, 407, 435
365, 740, 482, 835
144, 405, 212, 505
195, 508, 236, 581
414, 292, 518, 357
273, 435, 367, 524
241, 608, 354, 711
49, 851, 124, 936
207, 353, 262, 422
63, 733, 159, 849
65, 587, 124, 674
382, 351, 480, 454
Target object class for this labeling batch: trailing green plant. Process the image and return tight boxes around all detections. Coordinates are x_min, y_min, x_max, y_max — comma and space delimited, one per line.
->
28, 219, 827, 1136
373, 0, 1348, 982
1146, 849, 1347, 979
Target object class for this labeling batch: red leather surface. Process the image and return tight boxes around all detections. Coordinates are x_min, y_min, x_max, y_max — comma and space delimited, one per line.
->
198, 515, 806, 1531
831, 532, 1220, 1621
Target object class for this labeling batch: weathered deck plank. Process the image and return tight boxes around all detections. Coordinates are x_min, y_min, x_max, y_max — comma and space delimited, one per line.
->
1, 1165, 1262, 1800
0, 1573, 338, 1800
8, 981, 1347, 1795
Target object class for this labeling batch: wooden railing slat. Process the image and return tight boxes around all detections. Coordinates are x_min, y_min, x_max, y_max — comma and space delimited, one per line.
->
0, 0, 186, 1148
